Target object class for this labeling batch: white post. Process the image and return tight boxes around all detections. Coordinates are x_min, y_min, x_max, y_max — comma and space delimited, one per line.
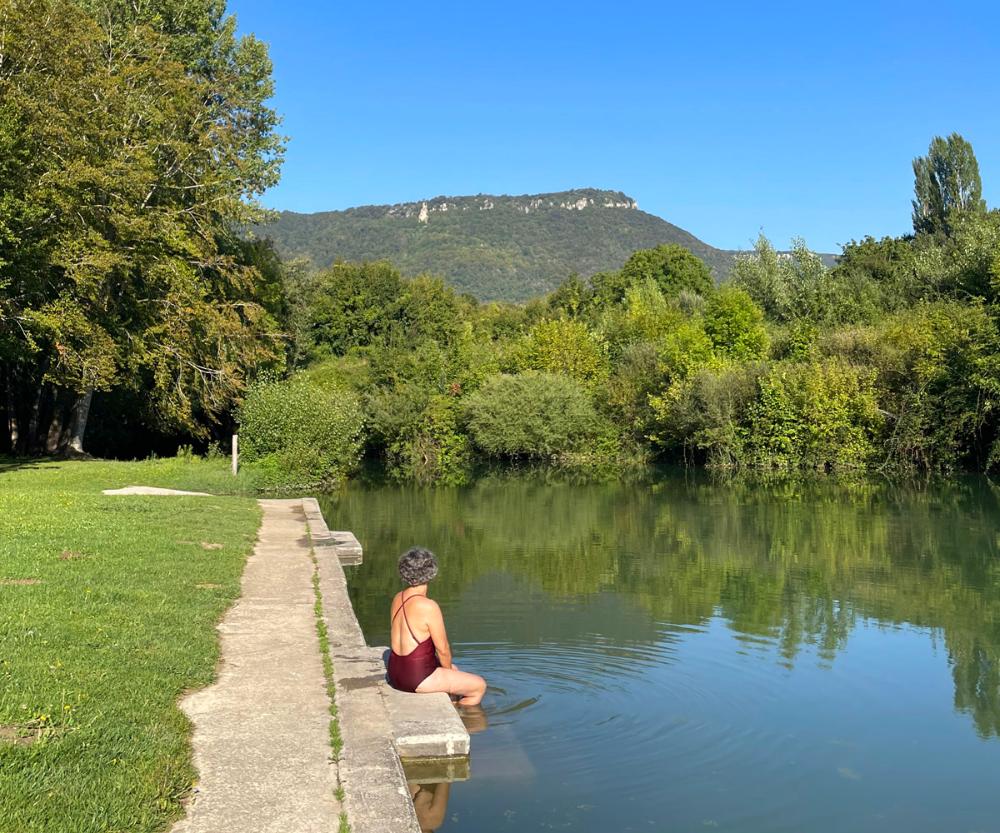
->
232, 434, 239, 476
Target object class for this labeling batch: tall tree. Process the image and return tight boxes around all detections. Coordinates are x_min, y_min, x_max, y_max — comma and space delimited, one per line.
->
619, 244, 715, 299
0, 0, 285, 455
912, 133, 986, 237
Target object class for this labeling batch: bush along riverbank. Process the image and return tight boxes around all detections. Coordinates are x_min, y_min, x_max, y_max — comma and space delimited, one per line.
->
237, 136, 1000, 488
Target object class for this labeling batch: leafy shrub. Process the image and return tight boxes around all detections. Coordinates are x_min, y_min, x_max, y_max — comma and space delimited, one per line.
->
703, 286, 770, 359
392, 395, 472, 485
874, 301, 1000, 471
518, 318, 609, 389
649, 362, 763, 467
744, 359, 883, 471
238, 377, 365, 489
465, 372, 600, 458
602, 341, 664, 439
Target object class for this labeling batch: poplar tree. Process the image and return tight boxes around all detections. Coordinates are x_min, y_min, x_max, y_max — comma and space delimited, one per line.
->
912, 133, 986, 238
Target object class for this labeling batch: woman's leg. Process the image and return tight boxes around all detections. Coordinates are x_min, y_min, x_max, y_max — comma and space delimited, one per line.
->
416, 666, 487, 705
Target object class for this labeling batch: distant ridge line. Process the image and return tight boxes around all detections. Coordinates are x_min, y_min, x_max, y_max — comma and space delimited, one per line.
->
259, 188, 836, 302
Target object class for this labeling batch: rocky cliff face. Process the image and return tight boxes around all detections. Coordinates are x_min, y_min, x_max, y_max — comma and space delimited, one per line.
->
381, 189, 639, 222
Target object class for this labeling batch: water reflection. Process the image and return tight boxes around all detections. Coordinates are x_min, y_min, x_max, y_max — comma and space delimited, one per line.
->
328, 472, 1000, 832
408, 782, 450, 833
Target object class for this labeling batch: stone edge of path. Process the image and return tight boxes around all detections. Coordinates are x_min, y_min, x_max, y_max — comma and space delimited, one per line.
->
303, 497, 423, 833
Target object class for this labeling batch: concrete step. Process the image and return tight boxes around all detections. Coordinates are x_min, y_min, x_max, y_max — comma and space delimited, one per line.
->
300, 497, 364, 565
368, 647, 471, 759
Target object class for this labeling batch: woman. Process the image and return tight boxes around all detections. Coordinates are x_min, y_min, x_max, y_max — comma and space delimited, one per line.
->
387, 547, 487, 706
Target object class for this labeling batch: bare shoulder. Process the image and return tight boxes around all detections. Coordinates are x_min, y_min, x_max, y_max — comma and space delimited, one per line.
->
412, 596, 442, 615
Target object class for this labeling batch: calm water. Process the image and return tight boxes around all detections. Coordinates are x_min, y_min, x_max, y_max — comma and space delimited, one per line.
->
322, 472, 1000, 833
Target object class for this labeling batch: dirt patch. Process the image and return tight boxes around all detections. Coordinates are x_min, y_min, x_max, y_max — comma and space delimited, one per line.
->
200, 542, 224, 551
0, 725, 36, 746
60, 550, 86, 561
0, 578, 41, 586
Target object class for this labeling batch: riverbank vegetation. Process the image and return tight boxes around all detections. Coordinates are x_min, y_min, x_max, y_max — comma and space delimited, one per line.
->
0, 458, 259, 832
253, 133, 1000, 485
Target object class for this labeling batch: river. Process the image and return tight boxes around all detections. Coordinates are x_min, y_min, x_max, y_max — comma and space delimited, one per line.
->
321, 471, 1000, 833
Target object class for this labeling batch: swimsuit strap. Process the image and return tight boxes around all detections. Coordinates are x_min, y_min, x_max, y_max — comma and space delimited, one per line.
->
392, 593, 422, 644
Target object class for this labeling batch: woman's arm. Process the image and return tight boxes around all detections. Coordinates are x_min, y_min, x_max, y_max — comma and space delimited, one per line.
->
426, 601, 453, 669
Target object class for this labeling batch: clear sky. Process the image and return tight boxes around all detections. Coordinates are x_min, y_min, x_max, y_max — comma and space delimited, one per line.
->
230, 0, 1000, 253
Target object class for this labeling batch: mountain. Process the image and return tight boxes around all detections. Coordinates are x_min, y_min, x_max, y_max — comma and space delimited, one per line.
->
256, 188, 835, 302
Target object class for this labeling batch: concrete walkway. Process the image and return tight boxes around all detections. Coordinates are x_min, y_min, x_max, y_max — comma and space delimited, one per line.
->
171, 499, 340, 833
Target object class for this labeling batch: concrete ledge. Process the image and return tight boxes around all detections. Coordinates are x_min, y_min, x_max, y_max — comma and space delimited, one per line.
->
308, 501, 419, 833
370, 647, 470, 759
301, 497, 364, 566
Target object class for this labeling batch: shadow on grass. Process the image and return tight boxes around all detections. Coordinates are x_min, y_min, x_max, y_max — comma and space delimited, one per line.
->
0, 456, 50, 474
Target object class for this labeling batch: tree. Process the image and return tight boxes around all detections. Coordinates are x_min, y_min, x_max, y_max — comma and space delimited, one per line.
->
912, 210, 1000, 303
703, 286, 770, 359
912, 133, 986, 238
733, 235, 840, 324
548, 273, 589, 318
620, 244, 714, 299
832, 235, 921, 315
0, 0, 285, 454
731, 234, 789, 320
395, 274, 463, 347
293, 255, 396, 357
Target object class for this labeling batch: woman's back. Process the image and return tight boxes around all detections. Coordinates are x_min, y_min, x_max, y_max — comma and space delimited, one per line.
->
390, 591, 435, 656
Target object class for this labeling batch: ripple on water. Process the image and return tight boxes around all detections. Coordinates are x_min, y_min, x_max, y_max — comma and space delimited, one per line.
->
459, 617, 845, 831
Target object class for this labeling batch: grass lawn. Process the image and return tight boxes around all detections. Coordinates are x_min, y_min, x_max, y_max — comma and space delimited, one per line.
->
0, 458, 261, 832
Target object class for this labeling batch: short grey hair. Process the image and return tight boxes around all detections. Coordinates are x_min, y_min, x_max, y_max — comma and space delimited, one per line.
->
398, 547, 438, 586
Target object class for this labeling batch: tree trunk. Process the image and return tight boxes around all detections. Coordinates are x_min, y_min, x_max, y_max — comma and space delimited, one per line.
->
45, 389, 72, 454
0, 365, 12, 455
66, 390, 94, 456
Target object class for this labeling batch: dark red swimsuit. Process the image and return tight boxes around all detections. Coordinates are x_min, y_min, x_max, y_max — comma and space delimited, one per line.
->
387, 594, 440, 693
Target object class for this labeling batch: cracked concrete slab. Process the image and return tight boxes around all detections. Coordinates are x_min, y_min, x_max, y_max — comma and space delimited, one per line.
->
171, 499, 340, 833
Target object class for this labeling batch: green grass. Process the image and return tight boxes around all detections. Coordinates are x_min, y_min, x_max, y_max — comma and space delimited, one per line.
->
310, 563, 343, 757
309, 551, 348, 831
0, 458, 261, 832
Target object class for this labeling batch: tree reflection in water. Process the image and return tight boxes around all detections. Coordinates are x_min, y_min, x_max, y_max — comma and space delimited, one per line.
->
332, 471, 1000, 738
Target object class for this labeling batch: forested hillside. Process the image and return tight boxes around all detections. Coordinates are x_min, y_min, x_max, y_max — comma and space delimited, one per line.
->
257, 189, 834, 301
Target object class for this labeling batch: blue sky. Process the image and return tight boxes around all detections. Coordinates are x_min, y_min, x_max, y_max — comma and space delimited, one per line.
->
231, 1, 1000, 252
